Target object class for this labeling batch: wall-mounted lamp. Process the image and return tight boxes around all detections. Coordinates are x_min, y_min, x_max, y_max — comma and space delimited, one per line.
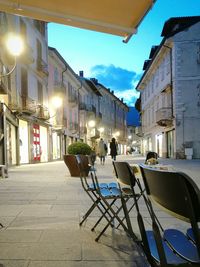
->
88, 120, 95, 128
98, 127, 104, 133
51, 96, 63, 109
1, 33, 24, 78
114, 131, 120, 137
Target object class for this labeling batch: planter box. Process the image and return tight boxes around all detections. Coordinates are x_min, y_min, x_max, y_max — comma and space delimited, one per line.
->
63, 154, 90, 177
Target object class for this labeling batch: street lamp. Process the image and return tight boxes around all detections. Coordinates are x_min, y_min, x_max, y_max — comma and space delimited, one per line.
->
88, 120, 96, 128
51, 96, 63, 109
0, 33, 24, 78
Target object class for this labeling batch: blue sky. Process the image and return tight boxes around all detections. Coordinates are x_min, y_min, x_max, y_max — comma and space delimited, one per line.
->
48, 0, 200, 106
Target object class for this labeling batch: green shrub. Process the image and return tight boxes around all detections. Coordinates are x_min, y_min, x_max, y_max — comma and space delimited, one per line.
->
67, 142, 92, 155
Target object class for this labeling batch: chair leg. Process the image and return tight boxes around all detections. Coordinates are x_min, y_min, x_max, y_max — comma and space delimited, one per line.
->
80, 199, 101, 226
120, 197, 138, 241
95, 198, 132, 242
91, 199, 116, 231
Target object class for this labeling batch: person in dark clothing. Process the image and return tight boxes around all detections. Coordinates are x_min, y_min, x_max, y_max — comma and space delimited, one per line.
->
110, 137, 118, 161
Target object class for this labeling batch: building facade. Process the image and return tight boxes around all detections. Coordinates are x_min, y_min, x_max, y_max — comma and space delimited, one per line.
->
0, 12, 50, 167
0, 12, 130, 170
136, 16, 200, 159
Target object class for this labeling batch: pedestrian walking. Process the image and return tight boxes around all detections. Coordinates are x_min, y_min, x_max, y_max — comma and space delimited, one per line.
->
98, 138, 107, 165
110, 137, 118, 161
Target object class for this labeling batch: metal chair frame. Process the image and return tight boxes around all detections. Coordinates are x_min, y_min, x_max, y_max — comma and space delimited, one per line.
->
76, 155, 115, 228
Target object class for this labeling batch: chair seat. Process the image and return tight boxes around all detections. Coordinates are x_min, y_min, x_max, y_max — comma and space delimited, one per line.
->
100, 187, 121, 197
89, 182, 118, 190
164, 229, 200, 263
146, 231, 187, 264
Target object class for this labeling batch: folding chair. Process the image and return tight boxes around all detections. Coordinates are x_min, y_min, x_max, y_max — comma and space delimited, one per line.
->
76, 155, 117, 231
86, 162, 141, 242
90, 161, 146, 242
139, 164, 200, 267
112, 161, 145, 231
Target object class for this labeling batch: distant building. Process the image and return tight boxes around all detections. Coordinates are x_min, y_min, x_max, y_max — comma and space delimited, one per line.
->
136, 16, 200, 159
126, 107, 141, 154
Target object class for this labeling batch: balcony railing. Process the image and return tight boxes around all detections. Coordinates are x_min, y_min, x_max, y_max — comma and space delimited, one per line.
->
86, 105, 96, 116
79, 102, 87, 110
36, 105, 50, 120
69, 122, 79, 132
135, 126, 143, 137
156, 107, 173, 127
68, 94, 78, 106
54, 81, 66, 93
21, 95, 37, 114
37, 58, 49, 77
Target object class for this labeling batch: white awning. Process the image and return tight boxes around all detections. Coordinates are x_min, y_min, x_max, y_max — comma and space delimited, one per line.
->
0, 0, 156, 42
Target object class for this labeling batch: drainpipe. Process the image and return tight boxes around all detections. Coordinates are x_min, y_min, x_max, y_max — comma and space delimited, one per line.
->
163, 44, 174, 118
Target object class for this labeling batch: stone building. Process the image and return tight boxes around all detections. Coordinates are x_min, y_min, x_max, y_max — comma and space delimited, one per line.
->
136, 16, 200, 159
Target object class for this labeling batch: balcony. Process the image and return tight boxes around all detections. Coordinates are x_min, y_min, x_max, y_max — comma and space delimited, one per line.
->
156, 107, 173, 127
36, 105, 50, 120
69, 122, 79, 132
37, 58, 49, 77
79, 102, 87, 110
68, 94, 78, 107
135, 126, 143, 137
21, 96, 37, 114
96, 112, 102, 123
54, 81, 65, 94
86, 105, 96, 117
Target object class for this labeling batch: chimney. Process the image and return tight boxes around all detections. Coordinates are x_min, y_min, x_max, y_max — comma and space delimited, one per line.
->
79, 71, 84, 77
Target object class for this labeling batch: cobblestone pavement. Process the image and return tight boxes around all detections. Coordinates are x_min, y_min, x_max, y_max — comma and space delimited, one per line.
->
0, 155, 199, 267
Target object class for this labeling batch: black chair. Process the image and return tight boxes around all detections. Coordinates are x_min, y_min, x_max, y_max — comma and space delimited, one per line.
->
112, 161, 145, 240
139, 164, 200, 266
87, 162, 140, 242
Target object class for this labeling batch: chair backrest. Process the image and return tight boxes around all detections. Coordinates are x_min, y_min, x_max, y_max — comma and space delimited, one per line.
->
75, 154, 89, 176
139, 164, 200, 222
113, 161, 136, 188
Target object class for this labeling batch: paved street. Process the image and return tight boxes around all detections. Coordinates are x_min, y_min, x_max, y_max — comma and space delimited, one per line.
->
0, 155, 199, 267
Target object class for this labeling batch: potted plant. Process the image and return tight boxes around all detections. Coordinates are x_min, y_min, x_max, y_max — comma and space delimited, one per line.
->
63, 142, 92, 177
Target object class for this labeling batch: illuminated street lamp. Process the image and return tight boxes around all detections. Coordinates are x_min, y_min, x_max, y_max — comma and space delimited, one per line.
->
98, 127, 104, 133
88, 120, 96, 128
51, 96, 63, 109
1, 33, 24, 77
114, 131, 120, 137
